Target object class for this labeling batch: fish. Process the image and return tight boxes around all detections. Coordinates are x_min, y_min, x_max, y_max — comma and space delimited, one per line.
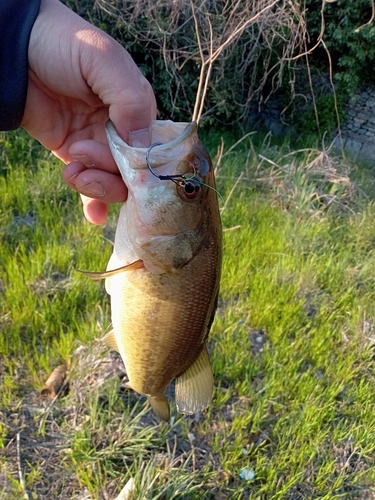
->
81, 120, 222, 421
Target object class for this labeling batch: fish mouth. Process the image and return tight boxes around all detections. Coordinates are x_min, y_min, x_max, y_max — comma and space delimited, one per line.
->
106, 120, 198, 172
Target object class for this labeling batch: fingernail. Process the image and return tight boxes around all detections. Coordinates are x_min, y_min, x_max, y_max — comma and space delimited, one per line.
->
66, 173, 79, 185
81, 182, 105, 197
70, 154, 95, 167
129, 128, 150, 148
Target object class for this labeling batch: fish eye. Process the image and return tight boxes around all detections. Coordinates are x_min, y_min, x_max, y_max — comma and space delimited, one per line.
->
177, 179, 201, 201
192, 156, 201, 168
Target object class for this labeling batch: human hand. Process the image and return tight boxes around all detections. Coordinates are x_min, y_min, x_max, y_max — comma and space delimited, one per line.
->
23, 0, 156, 224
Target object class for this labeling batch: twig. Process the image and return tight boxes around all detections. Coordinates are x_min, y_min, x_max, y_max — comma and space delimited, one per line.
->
195, 15, 214, 123
16, 432, 29, 500
355, 0, 375, 32
288, 0, 327, 61
321, 37, 342, 143
188, 432, 196, 472
305, 45, 320, 136
210, 0, 280, 62
191, 0, 206, 123
192, 0, 283, 122
220, 171, 244, 214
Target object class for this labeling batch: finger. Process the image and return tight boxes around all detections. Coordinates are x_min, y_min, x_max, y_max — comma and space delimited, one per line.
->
63, 162, 127, 204
81, 36, 157, 142
69, 140, 118, 174
110, 86, 156, 144
81, 196, 109, 225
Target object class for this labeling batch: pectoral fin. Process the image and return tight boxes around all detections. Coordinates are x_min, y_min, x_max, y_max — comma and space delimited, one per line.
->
175, 345, 213, 415
78, 259, 144, 280
148, 394, 170, 422
101, 330, 119, 352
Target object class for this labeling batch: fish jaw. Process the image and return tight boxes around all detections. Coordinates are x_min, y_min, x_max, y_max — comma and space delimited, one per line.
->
105, 120, 196, 185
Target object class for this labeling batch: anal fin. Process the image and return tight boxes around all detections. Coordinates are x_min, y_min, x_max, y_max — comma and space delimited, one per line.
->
101, 330, 119, 352
175, 345, 213, 415
148, 395, 170, 422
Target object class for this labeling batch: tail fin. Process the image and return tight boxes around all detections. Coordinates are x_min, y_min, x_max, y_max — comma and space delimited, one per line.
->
175, 345, 213, 415
148, 394, 170, 422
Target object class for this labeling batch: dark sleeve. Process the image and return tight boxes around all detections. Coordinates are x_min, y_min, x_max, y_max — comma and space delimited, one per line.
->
0, 0, 41, 131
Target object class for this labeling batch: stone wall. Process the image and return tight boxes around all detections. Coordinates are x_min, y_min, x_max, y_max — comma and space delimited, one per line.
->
248, 84, 375, 162
340, 88, 375, 160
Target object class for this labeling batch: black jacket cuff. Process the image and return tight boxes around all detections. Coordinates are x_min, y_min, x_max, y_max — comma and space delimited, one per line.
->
0, 0, 41, 130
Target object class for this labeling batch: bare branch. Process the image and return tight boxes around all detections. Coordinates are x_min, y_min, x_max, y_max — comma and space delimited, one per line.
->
96, 0, 308, 123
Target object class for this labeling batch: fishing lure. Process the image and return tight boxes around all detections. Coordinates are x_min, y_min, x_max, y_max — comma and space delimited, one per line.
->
146, 141, 222, 200
146, 142, 200, 189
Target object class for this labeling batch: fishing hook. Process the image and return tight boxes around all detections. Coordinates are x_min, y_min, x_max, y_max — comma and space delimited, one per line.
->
146, 142, 196, 186
145, 142, 224, 203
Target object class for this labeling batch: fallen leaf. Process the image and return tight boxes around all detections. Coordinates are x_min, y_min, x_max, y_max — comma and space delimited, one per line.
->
41, 364, 68, 399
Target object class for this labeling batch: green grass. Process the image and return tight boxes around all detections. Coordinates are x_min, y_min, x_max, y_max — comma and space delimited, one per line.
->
1, 129, 375, 499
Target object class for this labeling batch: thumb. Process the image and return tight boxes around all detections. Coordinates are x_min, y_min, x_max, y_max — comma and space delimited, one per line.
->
110, 82, 157, 146
81, 33, 157, 143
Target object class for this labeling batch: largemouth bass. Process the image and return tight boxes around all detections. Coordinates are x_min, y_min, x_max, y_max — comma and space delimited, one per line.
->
82, 120, 222, 421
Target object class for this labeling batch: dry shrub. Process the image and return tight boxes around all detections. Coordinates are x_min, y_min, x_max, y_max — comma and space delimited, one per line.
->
74, 0, 308, 124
